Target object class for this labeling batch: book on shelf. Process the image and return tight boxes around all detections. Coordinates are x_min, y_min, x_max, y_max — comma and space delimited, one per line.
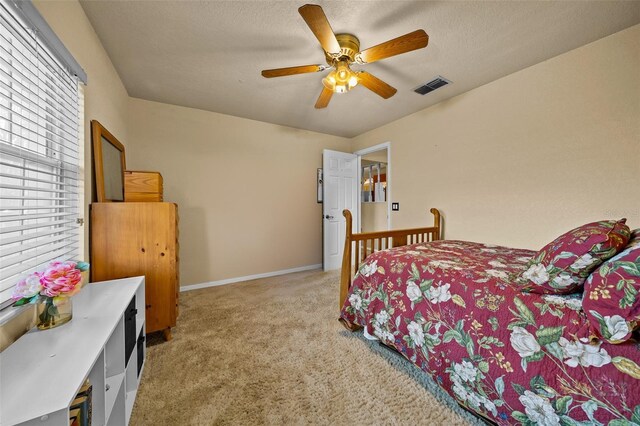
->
70, 379, 92, 426
69, 408, 80, 426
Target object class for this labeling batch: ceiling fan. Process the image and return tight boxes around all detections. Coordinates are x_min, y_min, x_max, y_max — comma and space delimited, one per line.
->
261, 4, 429, 109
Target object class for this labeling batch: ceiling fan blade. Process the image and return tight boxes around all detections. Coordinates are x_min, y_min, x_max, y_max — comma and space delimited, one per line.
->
298, 4, 341, 55
261, 65, 324, 78
357, 71, 397, 99
315, 87, 333, 109
357, 29, 429, 64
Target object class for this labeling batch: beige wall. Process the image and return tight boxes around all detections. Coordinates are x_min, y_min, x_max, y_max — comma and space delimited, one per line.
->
126, 98, 349, 286
33, 0, 130, 258
361, 203, 388, 233
352, 24, 640, 250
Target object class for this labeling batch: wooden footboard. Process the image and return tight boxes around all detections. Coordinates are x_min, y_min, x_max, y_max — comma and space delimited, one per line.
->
339, 208, 441, 311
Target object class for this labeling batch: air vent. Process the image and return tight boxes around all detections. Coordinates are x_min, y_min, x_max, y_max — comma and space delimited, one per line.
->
414, 76, 451, 95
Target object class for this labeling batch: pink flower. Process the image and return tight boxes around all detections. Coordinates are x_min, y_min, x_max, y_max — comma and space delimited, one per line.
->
40, 261, 82, 297
12, 272, 43, 300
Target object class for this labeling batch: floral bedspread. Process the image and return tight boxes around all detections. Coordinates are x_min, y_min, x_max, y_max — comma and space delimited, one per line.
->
340, 240, 640, 425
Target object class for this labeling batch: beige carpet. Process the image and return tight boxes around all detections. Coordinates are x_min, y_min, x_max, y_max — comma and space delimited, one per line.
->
131, 269, 482, 425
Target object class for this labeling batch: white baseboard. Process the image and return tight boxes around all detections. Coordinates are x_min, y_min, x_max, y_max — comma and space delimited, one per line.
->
180, 264, 323, 292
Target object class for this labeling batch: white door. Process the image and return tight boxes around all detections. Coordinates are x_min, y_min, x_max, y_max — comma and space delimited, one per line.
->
323, 149, 358, 271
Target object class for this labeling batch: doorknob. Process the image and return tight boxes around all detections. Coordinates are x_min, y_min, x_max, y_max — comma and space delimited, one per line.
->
324, 215, 334, 219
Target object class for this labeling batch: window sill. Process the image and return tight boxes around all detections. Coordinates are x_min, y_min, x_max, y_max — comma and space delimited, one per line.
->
0, 303, 36, 353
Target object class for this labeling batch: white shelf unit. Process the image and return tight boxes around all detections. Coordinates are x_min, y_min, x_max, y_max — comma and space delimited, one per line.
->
0, 276, 145, 426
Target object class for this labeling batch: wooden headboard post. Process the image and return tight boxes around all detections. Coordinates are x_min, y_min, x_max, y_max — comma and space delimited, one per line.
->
430, 208, 441, 237
340, 210, 354, 312
339, 208, 441, 311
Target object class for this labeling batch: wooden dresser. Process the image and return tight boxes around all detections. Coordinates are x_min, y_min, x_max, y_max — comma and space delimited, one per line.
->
90, 174, 179, 341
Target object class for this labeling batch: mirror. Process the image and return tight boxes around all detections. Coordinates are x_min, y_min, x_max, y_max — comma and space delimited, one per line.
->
91, 120, 126, 202
361, 158, 387, 203
360, 148, 389, 234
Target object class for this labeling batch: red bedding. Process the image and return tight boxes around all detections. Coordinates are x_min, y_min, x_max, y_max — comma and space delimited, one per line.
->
340, 240, 640, 425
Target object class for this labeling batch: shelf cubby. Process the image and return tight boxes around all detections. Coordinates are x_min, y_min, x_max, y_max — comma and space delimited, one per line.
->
105, 317, 125, 378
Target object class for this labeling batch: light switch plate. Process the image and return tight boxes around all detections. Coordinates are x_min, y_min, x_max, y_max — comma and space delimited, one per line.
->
392, 202, 399, 211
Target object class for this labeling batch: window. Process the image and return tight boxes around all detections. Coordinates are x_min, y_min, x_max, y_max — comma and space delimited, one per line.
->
0, 2, 85, 306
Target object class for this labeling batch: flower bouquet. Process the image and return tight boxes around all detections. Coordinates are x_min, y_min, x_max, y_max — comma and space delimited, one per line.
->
12, 261, 90, 330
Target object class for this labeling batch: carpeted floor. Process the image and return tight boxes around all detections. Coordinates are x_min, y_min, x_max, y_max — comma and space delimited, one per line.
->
131, 269, 482, 425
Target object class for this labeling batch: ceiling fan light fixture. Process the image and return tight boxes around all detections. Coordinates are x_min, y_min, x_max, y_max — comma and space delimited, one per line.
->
336, 61, 349, 82
323, 61, 358, 94
334, 84, 348, 94
322, 71, 337, 90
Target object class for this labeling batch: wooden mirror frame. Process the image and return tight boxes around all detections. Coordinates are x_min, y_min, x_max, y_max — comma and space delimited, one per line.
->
91, 120, 126, 202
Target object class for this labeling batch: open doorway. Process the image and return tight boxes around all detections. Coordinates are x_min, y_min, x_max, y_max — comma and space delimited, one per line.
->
355, 142, 391, 233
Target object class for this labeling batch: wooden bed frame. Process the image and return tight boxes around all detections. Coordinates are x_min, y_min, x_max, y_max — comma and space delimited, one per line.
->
339, 208, 442, 323
337, 208, 498, 425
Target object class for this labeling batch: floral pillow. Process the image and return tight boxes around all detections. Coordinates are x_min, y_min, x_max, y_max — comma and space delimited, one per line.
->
517, 219, 630, 294
583, 230, 640, 343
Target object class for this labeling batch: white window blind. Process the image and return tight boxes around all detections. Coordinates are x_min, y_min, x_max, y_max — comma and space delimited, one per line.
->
0, 3, 82, 305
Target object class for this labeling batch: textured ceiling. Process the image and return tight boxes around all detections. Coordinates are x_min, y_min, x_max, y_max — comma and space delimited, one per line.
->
80, 1, 640, 138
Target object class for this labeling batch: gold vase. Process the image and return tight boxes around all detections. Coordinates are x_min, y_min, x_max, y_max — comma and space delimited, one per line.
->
37, 297, 73, 330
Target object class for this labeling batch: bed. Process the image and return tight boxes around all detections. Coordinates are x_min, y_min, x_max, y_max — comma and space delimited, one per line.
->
339, 209, 640, 425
